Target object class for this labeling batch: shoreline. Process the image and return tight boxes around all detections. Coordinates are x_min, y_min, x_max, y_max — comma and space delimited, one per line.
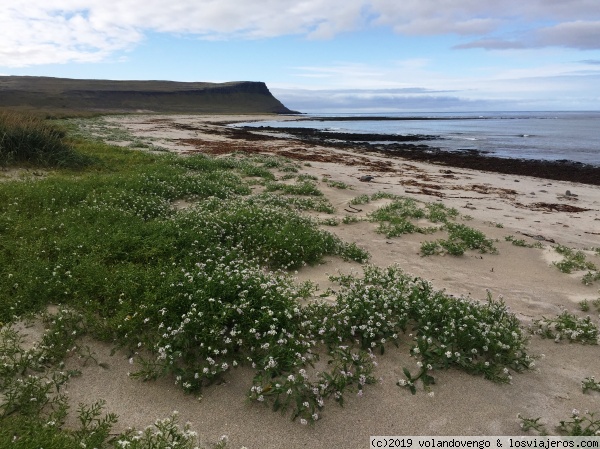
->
236, 125, 600, 186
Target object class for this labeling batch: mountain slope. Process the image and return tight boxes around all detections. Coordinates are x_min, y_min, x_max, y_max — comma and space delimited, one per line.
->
0, 76, 298, 114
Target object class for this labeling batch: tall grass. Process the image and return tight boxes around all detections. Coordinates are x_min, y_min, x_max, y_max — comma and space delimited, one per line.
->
0, 111, 90, 167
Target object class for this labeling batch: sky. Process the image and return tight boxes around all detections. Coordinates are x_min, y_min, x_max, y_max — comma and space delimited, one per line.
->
2, 0, 600, 112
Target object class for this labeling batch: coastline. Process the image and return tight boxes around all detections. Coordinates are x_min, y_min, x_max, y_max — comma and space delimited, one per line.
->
235, 125, 600, 186
51, 114, 600, 448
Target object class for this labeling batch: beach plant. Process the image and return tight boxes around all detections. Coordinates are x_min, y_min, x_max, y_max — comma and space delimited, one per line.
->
397, 288, 532, 391
367, 195, 496, 255
325, 179, 351, 189
264, 179, 324, 196
424, 202, 459, 223
582, 271, 600, 286
252, 192, 335, 214
551, 245, 600, 285
320, 217, 339, 226
444, 223, 497, 254
0, 320, 229, 448
505, 235, 543, 249
298, 174, 318, 181
519, 410, 600, 436
342, 215, 360, 224
420, 241, 442, 256
349, 194, 370, 205
324, 267, 531, 387
420, 224, 497, 257
369, 197, 434, 238
249, 346, 377, 423
558, 410, 600, 436
530, 311, 599, 344
518, 414, 548, 435
582, 376, 600, 394
115, 412, 228, 449
370, 192, 398, 201
553, 245, 597, 274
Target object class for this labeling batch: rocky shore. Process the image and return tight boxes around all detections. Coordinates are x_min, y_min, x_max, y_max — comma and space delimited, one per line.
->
239, 125, 600, 186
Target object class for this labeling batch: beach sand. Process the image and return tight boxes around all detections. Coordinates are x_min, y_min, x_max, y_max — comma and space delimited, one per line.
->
21, 114, 600, 448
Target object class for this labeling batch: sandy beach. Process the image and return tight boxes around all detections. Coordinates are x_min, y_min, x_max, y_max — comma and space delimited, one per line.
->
21, 114, 599, 448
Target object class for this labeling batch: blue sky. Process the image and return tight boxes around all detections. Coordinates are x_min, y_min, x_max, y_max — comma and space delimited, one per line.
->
2, 1, 600, 112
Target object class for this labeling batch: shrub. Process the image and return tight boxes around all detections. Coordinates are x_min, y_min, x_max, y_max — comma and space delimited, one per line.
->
0, 111, 90, 167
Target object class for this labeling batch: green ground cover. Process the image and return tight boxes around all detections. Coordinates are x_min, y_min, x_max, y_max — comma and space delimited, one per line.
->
1, 114, 594, 445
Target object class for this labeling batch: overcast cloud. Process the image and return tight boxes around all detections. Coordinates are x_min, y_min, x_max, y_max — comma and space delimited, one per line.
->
2, 0, 600, 67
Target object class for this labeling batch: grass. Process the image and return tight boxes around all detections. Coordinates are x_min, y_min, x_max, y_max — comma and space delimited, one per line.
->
0, 111, 91, 167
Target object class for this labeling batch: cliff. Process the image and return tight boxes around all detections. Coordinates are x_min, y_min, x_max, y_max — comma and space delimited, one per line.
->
0, 76, 298, 114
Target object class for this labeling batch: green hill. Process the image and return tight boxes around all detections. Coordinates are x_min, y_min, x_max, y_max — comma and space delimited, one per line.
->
0, 76, 298, 114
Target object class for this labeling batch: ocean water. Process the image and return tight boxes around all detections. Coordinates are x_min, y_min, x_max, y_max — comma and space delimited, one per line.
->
238, 111, 600, 167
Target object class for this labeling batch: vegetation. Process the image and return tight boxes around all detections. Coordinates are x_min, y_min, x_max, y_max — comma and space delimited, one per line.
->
505, 235, 543, 249
519, 410, 600, 436
553, 245, 600, 285
0, 111, 90, 167
3, 114, 594, 443
530, 310, 599, 344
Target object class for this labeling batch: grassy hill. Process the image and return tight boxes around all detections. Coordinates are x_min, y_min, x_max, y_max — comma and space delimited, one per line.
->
0, 76, 298, 114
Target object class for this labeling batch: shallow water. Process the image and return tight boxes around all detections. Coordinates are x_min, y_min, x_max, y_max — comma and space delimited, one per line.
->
237, 111, 600, 166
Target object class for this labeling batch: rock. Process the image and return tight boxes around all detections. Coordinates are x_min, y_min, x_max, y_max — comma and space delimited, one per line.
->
359, 175, 375, 182
565, 190, 578, 197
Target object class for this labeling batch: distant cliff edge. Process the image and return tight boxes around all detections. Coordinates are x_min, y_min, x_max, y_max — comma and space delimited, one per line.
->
0, 76, 299, 114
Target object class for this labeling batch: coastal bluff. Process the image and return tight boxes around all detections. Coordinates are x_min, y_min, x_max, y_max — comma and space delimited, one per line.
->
0, 76, 297, 114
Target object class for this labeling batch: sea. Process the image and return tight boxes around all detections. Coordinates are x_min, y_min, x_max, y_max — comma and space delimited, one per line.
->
236, 111, 600, 167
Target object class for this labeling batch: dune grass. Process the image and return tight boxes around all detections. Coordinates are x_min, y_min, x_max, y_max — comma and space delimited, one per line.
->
0, 111, 91, 167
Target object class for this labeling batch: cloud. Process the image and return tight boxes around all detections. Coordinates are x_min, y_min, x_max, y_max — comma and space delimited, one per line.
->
456, 20, 600, 50
535, 21, 600, 50
271, 87, 493, 112
454, 39, 527, 50
580, 59, 600, 65
1, 1, 600, 67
